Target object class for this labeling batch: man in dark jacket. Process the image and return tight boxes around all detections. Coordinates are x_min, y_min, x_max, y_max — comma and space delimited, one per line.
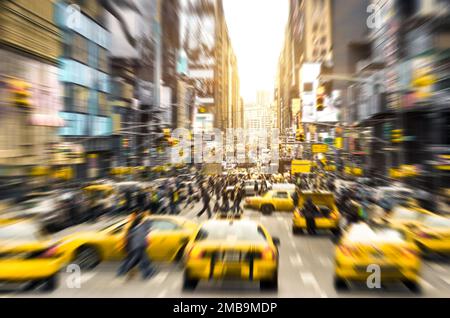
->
291, 190, 300, 211
183, 183, 196, 209
197, 187, 212, 218
233, 186, 243, 214
117, 211, 155, 279
302, 197, 318, 234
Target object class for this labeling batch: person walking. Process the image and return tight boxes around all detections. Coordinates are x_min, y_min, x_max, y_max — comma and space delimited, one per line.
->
169, 186, 180, 215
291, 189, 300, 211
197, 187, 212, 219
117, 211, 155, 280
302, 197, 318, 235
233, 186, 244, 215
183, 183, 196, 209
254, 181, 259, 196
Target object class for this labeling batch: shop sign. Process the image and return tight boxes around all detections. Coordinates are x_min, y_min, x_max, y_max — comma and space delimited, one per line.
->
312, 144, 328, 154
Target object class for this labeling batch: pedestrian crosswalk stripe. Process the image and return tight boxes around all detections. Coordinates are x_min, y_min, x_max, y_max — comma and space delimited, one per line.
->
419, 278, 436, 292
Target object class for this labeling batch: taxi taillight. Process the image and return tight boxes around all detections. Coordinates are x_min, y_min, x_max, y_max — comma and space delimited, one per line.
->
29, 245, 59, 259
262, 247, 275, 260
189, 248, 205, 260
338, 245, 357, 257
400, 247, 417, 258
417, 232, 438, 239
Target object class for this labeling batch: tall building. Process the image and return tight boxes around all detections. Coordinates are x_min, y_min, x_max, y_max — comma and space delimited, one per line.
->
276, 0, 334, 133
257, 90, 271, 108
0, 0, 64, 196
55, 0, 113, 179
182, 0, 240, 132
106, 0, 153, 167
349, 0, 450, 195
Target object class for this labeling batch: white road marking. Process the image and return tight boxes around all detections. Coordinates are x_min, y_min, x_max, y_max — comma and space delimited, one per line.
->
319, 257, 332, 268
290, 238, 296, 248
157, 288, 168, 298
440, 276, 450, 286
289, 253, 303, 267
152, 272, 169, 285
430, 263, 446, 273
80, 273, 97, 285
277, 216, 284, 221
300, 272, 327, 298
419, 278, 436, 292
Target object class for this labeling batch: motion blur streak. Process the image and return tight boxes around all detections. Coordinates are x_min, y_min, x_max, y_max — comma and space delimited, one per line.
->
0, 0, 449, 298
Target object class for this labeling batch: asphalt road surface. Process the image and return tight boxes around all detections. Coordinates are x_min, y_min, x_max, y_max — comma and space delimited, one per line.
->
4, 199, 450, 298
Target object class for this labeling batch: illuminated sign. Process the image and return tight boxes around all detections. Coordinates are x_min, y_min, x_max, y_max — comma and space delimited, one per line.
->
312, 144, 329, 153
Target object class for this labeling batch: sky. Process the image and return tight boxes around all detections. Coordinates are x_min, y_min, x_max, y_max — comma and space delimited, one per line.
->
223, 0, 289, 103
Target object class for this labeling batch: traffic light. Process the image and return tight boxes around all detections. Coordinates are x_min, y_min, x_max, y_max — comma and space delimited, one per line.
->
316, 95, 325, 111
122, 137, 130, 148
316, 86, 325, 111
391, 129, 403, 143
9, 79, 32, 107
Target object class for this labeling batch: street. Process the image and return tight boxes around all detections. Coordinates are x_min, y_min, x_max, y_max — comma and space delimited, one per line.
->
3, 200, 449, 299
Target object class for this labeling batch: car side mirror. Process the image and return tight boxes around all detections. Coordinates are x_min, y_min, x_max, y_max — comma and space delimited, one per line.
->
272, 237, 281, 246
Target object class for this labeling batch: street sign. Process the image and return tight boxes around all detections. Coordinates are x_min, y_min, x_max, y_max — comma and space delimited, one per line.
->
312, 144, 328, 153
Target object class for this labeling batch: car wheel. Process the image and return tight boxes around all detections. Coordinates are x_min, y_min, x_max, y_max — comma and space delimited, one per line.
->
175, 245, 187, 262
182, 273, 199, 291
404, 280, 421, 294
73, 246, 101, 270
41, 275, 58, 292
261, 205, 274, 216
260, 275, 278, 291
292, 226, 303, 235
333, 276, 349, 291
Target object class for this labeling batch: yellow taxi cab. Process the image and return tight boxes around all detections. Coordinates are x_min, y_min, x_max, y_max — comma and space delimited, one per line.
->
0, 220, 65, 292
82, 183, 122, 213
325, 164, 337, 172
334, 223, 422, 293
405, 214, 450, 257
345, 166, 363, 177
292, 192, 340, 236
382, 204, 434, 230
182, 219, 280, 291
59, 215, 198, 270
244, 190, 294, 215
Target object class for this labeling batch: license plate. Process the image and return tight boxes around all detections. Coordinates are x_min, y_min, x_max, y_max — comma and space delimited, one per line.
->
223, 251, 241, 263
371, 251, 384, 259
380, 266, 400, 274
224, 266, 242, 278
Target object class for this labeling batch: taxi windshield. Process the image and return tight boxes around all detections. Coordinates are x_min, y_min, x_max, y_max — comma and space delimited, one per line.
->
347, 224, 406, 243
390, 208, 422, 221
423, 216, 450, 228
0, 223, 41, 242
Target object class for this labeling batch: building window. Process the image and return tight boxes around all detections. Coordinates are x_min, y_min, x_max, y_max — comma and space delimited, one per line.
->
89, 42, 99, 69
73, 85, 89, 113
98, 92, 109, 117
72, 34, 88, 64
98, 47, 108, 73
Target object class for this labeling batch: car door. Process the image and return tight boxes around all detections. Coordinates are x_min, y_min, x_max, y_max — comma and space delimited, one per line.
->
101, 222, 128, 261
147, 219, 189, 262
272, 191, 293, 211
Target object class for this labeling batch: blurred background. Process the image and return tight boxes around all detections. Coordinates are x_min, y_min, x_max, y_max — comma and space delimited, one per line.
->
0, 0, 449, 298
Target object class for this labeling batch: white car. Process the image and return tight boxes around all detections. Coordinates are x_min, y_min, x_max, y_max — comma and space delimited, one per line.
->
271, 183, 295, 194
243, 180, 272, 196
